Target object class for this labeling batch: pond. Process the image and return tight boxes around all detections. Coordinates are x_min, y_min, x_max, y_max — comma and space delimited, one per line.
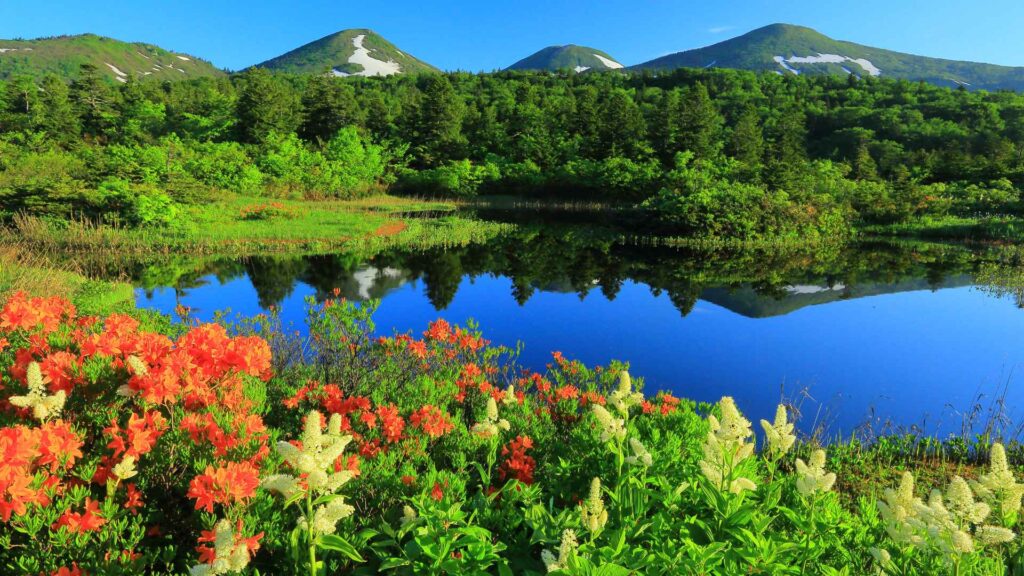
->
126, 221, 1024, 439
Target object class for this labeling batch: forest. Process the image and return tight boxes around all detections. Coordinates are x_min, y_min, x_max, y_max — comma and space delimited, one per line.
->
2, 65, 1024, 240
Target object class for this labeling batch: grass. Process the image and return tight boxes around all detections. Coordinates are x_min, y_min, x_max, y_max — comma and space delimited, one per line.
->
859, 215, 1024, 243
0, 244, 134, 315
5, 194, 514, 258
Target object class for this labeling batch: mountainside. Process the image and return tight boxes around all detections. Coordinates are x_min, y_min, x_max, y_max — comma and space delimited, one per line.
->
255, 29, 437, 76
506, 45, 624, 72
0, 34, 223, 82
633, 23, 1024, 91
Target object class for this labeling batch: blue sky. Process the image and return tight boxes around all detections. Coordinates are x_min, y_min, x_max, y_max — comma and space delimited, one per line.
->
1, 1, 1022, 71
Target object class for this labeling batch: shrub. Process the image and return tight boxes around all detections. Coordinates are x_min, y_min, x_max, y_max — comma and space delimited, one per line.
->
94, 178, 180, 227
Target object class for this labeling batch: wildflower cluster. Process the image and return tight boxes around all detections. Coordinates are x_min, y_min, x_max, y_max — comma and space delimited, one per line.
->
699, 396, 757, 494
876, 470, 1015, 565
760, 404, 796, 460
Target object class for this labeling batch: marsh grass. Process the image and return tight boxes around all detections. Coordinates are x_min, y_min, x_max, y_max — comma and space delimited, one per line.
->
4, 195, 512, 258
0, 241, 134, 314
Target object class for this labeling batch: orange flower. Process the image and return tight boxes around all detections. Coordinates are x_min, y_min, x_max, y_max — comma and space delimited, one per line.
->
54, 498, 106, 533
124, 483, 143, 513
37, 420, 83, 472
38, 352, 80, 394
106, 411, 168, 459
409, 405, 454, 438
188, 462, 260, 513
377, 405, 405, 443
49, 564, 85, 576
499, 436, 536, 485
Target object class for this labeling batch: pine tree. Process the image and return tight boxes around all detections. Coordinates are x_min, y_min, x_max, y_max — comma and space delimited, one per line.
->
678, 82, 723, 161
37, 74, 79, 142
598, 88, 646, 158
728, 106, 764, 182
300, 76, 358, 144
235, 67, 300, 145
414, 75, 465, 167
70, 64, 114, 139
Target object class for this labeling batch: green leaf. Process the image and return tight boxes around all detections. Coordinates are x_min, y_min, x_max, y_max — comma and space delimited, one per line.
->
318, 534, 364, 562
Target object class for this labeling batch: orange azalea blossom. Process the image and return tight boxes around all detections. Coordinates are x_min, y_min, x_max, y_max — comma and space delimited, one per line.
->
430, 482, 444, 501
0, 291, 75, 335
376, 404, 405, 443
409, 405, 454, 438
48, 564, 85, 576
38, 352, 81, 394
106, 411, 168, 459
124, 483, 143, 513
53, 498, 106, 533
334, 454, 361, 476
0, 425, 51, 522
188, 461, 260, 513
36, 420, 83, 473
499, 436, 536, 485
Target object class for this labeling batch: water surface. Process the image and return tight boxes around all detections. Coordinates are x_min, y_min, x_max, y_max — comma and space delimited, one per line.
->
129, 227, 1024, 438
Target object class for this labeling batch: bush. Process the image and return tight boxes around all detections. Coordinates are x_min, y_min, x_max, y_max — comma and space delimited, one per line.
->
396, 159, 501, 197
94, 178, 180, 227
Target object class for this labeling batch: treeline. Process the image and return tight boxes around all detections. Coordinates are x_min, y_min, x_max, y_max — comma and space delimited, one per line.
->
2, 64, 1024, 238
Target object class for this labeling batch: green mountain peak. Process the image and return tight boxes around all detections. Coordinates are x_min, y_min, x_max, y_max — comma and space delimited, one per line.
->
632, 23, 1024, 90
0, 33, 224, 81
506, 44, 624, 72
255, 29, 438, 76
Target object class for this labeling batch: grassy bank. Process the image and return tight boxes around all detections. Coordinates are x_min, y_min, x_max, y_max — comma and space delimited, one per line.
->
860, 215, 1024, 243
0, 245, 134, 314
3, 194, 513, 258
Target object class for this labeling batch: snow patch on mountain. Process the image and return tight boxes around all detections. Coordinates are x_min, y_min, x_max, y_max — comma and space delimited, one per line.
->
332, 34, 402, 77
592, 54, 623, 69
773, 56, 800, 75
574, 65, 590, 73
775, 53, 881, 77
105, 62, 128, 82
176, 55, 191, 61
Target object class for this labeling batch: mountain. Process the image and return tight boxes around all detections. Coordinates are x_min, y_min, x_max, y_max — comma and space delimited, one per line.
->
506, 45, 624, 73
255, 29, 437, 76
633, 23, 1024, 91
0, 34, 223, 82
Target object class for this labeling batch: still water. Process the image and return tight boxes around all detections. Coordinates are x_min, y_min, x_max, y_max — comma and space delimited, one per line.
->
130, 227, 1024, 438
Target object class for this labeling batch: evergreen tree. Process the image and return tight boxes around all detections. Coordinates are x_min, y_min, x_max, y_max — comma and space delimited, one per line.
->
765, 108, 808, 192
414, 75, 465, 167
36, 74, 79, 142
235, 68, 300, 145
2, 75, 40, 132
650, 89, 681, 165
300, 76, 358, 143
678, 82, 723, 161
70, 64, 114, 139
728, 106, 764, 182
598, 88, 646, 158
852, 140, 879, 181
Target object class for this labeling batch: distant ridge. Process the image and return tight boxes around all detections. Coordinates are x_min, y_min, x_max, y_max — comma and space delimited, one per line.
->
632, 23, 1024, 91
0, 33, 223, 81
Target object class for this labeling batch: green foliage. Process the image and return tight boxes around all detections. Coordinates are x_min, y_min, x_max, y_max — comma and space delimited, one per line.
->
3, 64, 1024, 239
94, 177, 179, 227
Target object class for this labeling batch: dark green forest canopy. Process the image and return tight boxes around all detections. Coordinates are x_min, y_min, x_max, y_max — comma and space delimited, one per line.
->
2, 65, 1024, 240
